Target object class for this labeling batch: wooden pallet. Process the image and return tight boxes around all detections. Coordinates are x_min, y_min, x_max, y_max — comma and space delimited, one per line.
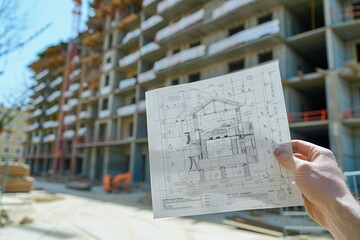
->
0, 163, 30, 176
0, 176, 34, 193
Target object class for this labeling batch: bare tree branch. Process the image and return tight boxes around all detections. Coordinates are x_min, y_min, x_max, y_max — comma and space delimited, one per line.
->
0, 0, 49, 128
0, 23, 51, 57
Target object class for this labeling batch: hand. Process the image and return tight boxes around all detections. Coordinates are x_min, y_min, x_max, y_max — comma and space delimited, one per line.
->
274, 140, 360, 239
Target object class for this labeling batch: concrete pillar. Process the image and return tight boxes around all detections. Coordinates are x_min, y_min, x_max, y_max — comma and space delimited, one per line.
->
103, 146, 109, 175
129, 142, 136, 182
33, 158, 39, 175
43, 159, 48, 173
326, 71, 344, 167
82, 148, 91, 177
89, 147, 97, 180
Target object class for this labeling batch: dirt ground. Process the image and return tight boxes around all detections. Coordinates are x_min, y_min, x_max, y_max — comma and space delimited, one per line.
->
0, 181, 333, 240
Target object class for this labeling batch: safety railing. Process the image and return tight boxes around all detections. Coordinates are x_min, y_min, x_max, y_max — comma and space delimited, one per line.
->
24, 152, 54, 158
118, 77, 137, 90
138, 69, 156, 83
45, 105, 59, 116
287, 109, 327, 123
208, 19, 280, 56
117, 104, 137, 117
76, 135, 132, 145
141, 15, 163, 31
155, 8, 204, 42
43, 134, 56, 143
154, 44, 206, 72
63, 130, 75, 139
344, 170, 360, 200
119, 50, 140, 67
35, 69, 49, 81
49, 76, 63, 89
331, 5, 360, 24
33, 82, 46, 93
157, 0, 181, 14
342, 105, 360, 119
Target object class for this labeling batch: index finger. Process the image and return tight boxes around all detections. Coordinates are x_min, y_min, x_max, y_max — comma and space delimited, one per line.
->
291, 140, 321, 161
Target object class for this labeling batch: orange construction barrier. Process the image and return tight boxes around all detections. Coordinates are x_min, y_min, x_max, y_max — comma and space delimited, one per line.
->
103, 172, 132, 193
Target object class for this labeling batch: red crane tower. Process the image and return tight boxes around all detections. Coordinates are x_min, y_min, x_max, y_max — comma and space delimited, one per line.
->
53, 0, 82, 175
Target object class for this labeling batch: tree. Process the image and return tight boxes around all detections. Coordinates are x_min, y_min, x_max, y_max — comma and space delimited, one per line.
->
0, 0, 49, 131
0, 0, 50, 60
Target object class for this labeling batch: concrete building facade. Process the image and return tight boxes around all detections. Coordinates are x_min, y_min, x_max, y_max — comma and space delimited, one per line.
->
26, 44, 67, 175
0, 107, 29, 161
25, 0, 360, 185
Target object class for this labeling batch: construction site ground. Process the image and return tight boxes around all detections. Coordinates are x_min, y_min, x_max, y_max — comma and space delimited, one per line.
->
0, 180, 333, 240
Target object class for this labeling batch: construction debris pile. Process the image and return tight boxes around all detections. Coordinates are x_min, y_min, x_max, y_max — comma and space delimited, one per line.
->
0, 162, 34, 193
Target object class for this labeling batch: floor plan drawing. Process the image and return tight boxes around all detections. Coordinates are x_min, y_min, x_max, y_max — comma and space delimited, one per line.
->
146, 61, 303, 218
184, 97, 257, 182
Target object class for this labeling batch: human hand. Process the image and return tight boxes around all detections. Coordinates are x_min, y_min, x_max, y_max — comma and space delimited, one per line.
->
274, 140, 360, 239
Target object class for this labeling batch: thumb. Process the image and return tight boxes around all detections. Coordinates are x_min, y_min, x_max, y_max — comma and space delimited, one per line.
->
274, 148, 297, 173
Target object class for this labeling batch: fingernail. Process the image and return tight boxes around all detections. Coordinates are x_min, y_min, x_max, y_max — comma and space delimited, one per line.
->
274, 148, 290, 158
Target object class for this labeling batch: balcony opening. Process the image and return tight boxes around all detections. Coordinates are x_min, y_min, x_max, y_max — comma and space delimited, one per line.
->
341, 84, 360, 119
95, 148, 104, 180
354, 2, 360, 20
108, 146, 131, 175
129, 122, 133, 137
173, 48, 180, 54
189, 72, 200, 82
171, 78, 179, 85
356, 42, 360, 62
104, 74, 110, 86
189, 41, 201, 48
120, 117, 133, 139
65, 140, 72, 155
284, 0, 324, 36
287, 78, 327, 123
99, 123, 107, 139
125, 155, 130, 171
228, 59, 245, 73
139, 82, 164, 101
120, 93, 136, 106
108, 34, 113, 49
141, 154, 147, 181
136, 113, 147, 138
228, 24, 244, 36
291, 124, 329, 149
258, 51, 273, 64
102, 98, 108, 110
141, 62, 154, 72
75, 158, 83, 175
257, 13, 272, 25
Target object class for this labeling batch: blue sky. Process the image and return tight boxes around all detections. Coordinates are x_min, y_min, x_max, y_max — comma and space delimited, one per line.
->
0, 0, 90, 106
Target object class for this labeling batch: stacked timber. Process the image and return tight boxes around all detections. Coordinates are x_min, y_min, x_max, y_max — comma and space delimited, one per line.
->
0, 162, 34, 193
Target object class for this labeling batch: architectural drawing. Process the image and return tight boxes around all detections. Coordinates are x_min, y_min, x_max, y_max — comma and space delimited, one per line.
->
146, 61, 303, 218
185, 97, 257, 182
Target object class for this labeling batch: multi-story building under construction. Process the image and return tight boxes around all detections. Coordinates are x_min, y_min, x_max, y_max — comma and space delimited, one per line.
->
25, 0, 360, 185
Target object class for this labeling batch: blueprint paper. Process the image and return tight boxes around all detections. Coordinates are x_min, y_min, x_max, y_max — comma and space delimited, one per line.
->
146, 61, 303, 218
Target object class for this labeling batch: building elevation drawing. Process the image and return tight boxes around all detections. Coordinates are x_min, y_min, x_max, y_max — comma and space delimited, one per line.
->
146, 61, 303, 218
